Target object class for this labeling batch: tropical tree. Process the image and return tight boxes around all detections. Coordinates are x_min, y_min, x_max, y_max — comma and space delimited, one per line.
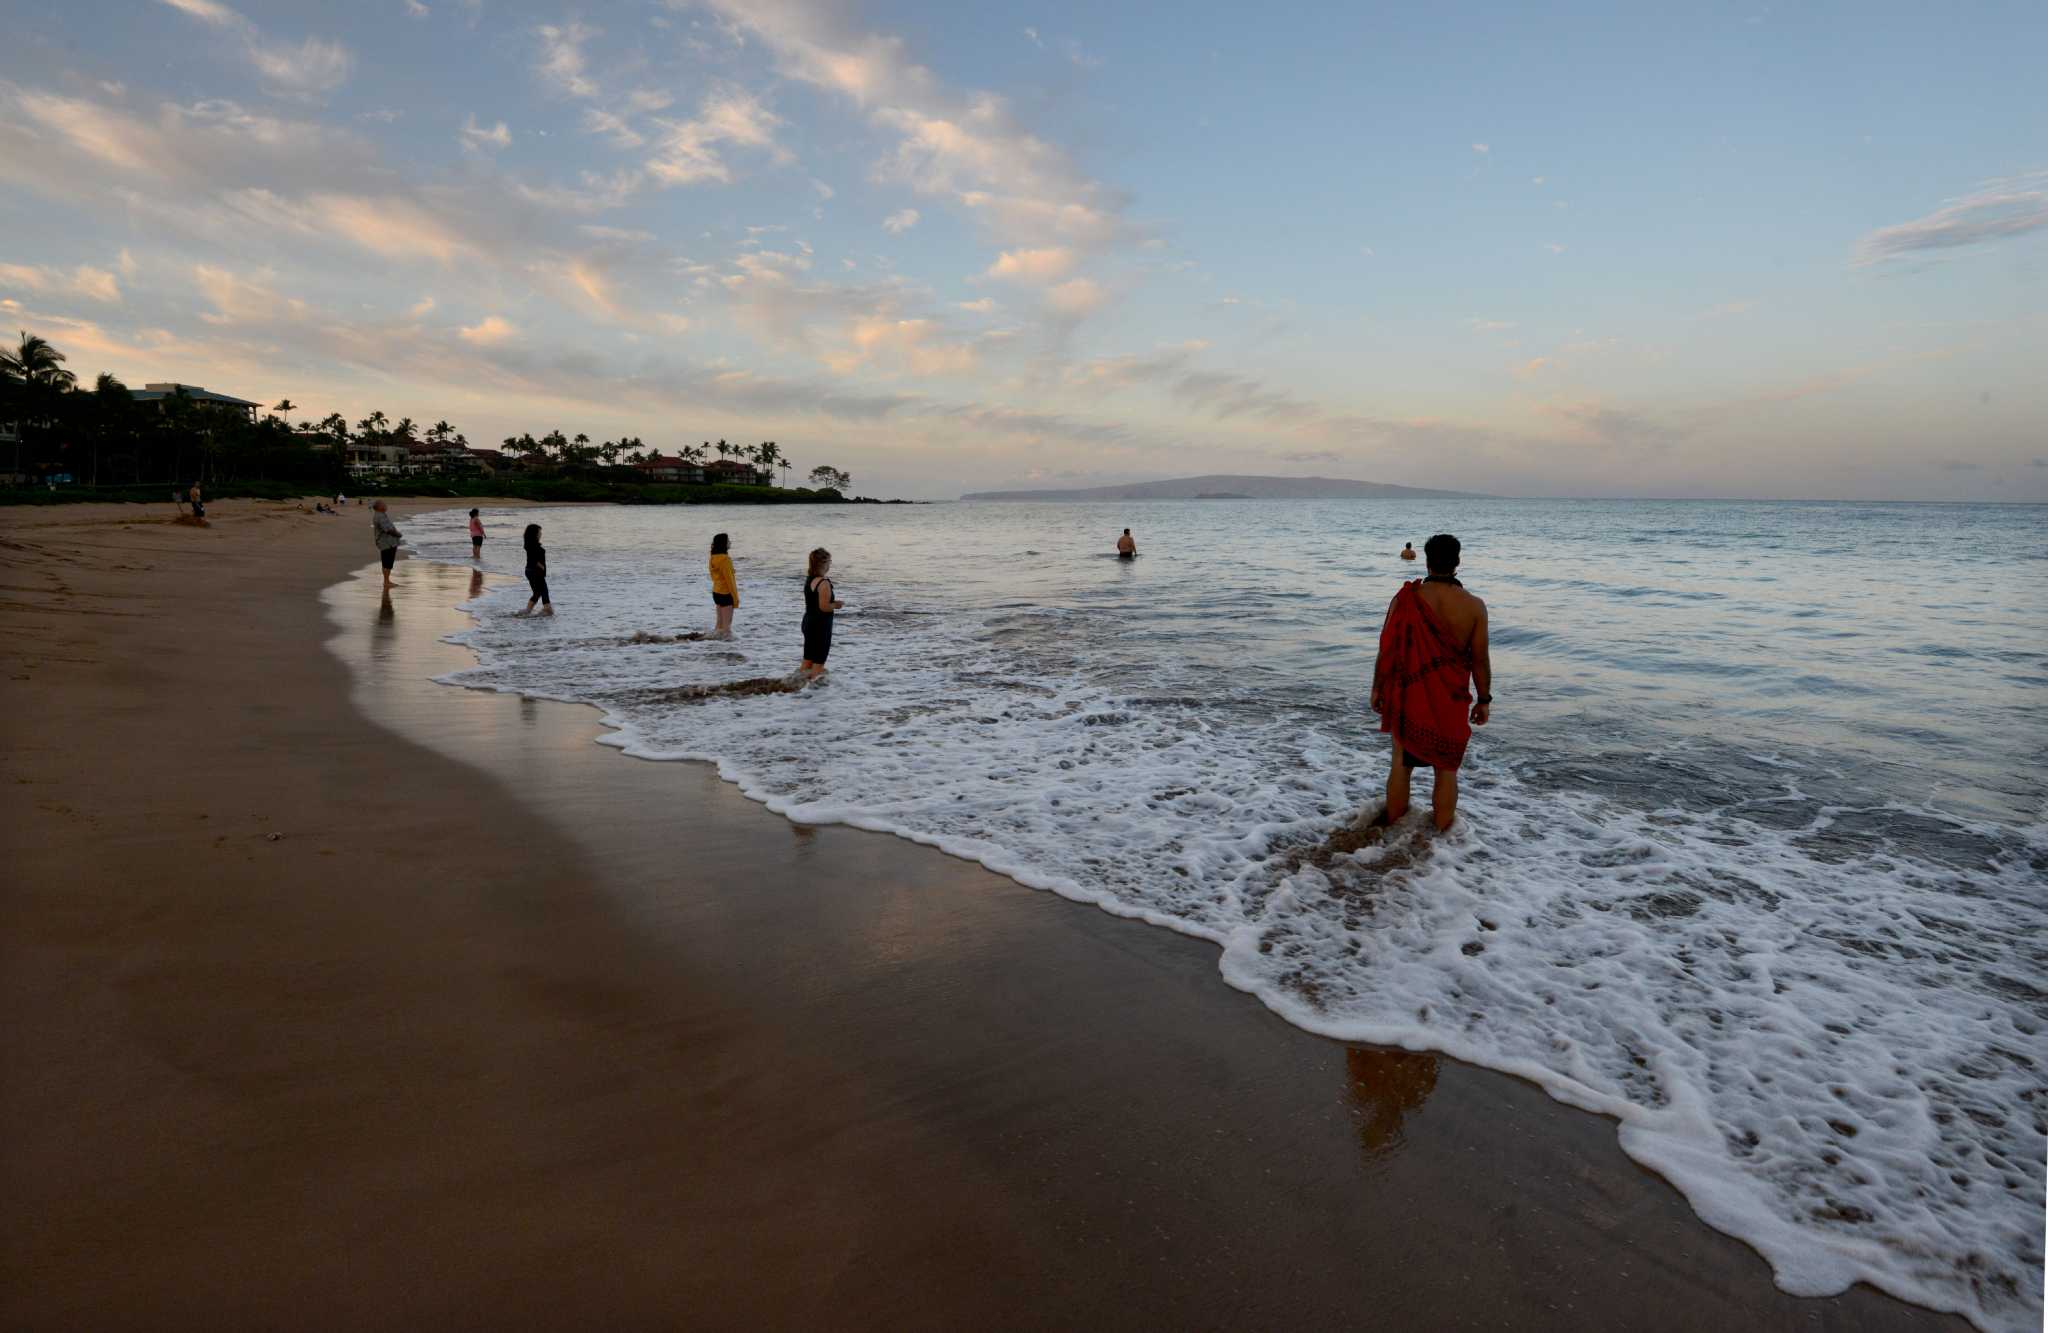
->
808, 464, 851, 492
272, 398, 297, 415
2, 332, 75, 474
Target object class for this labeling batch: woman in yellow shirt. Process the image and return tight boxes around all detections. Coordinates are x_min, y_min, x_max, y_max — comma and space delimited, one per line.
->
708, 532, 739, 639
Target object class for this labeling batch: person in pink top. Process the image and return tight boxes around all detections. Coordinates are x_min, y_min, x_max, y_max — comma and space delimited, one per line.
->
468, 508, 484, 560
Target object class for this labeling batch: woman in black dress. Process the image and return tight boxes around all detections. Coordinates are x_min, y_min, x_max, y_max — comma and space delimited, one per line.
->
799, 546, 842, 679
516, 522, 553, 616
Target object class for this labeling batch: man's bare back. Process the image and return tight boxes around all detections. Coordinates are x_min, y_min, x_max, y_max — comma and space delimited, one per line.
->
1414, 579, 1487, 655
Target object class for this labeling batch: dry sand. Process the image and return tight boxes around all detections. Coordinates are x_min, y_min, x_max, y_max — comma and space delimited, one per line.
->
0, 499, 1970, 1330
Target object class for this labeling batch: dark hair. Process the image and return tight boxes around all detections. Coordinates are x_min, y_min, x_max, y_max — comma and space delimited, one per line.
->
1423, 533, 1460, 574
807, 547, 831, 577
523, 523, 542, 550
711, 532, 729, 555
469, 508, 479, 517
1122, 528, 1130, 535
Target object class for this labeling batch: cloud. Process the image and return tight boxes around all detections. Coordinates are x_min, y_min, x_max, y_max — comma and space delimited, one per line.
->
1022, 26, 1043, 48
882, 208, 920, 234
1471, 143, 1489, 154
984, 246, 1076, 283
702, 0, 1127, 251
1512, 356, 1552, 379
458, 315, 518, 345
1853, 172, 2048, 264
407, 295, 437, 318
644, 88, 784, 187
1695, 300, 1755, 320
1045, 277, 1105, 317
155, 0, 352, 96
0, 262, 122, 304
459, 114, 511, 150
405, 0, 429, 15
535, 21, 599, 99
194, 263, 296, 324
1468, 318, 1515, 333
955, 298, 995, 313
1546, 243, 1567, 254
823, 316, 977, 377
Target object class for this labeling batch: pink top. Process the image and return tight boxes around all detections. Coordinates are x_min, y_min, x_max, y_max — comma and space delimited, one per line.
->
468, 517, 484, 537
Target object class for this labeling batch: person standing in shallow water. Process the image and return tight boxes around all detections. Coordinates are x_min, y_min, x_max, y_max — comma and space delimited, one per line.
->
468, 508, 485, 559
1117, 528, 1136, 558
371, 500, 402, 589
1369, 533, 1491, 831
516, 522, 553, 616
799, 547, 843, 680
1400, 541, 1416, 561
708, 532, 739, 639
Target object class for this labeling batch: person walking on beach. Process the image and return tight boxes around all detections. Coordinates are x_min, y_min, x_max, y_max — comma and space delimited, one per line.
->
799, 547, 842, 680
1400, 541, 1416, 561
1117, 528, 1137, 558
1369, 533, 1491, 832
708, 532, 739, 639
517, 522, 553, 616
371, 500, 402, 588
468, 508, 485, 559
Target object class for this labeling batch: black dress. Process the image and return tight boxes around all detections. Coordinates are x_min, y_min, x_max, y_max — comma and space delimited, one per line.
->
802, 574, 832, 663
525, 542, 550, 603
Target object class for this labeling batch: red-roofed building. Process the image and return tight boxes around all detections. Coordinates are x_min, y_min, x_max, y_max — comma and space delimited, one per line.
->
634, 454, 704, 483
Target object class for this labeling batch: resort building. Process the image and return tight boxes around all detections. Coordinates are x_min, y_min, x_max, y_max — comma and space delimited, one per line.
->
128, 383, 260, 421
702, 458, 769, 486
633, 454, 705, 484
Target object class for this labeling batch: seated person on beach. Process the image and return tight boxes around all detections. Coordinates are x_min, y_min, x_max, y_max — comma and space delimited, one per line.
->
1369, 533, 1491, 832
1400, 542, 1416, 560
1117, 528, 1136, 558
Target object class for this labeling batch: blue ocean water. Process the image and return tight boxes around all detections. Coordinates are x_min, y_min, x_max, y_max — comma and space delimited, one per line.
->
406, 498, 2047, 1331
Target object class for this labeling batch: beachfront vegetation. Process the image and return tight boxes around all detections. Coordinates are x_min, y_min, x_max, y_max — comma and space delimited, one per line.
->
0, 330, 858, 504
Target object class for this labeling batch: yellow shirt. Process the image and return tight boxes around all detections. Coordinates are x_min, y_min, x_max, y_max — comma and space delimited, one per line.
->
708, 552, 738, 604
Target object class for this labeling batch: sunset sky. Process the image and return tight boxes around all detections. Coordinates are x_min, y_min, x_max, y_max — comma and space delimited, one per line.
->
2, 1, 2043, 500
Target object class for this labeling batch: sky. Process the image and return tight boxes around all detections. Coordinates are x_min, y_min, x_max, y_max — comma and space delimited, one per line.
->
1, 1, 2043, 501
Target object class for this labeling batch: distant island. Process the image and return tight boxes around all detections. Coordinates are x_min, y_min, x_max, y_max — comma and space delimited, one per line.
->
961, 474, 1487, 501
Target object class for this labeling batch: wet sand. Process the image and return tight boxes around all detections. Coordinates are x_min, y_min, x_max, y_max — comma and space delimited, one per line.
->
0, 500, 1969, 1330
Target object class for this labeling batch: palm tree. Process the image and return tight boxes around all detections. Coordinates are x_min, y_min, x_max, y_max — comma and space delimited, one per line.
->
2, 333, 75, 474
272, 398, 297, 415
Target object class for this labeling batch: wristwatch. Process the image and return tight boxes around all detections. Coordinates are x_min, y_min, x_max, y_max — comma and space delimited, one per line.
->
1476, 694, 1493, 705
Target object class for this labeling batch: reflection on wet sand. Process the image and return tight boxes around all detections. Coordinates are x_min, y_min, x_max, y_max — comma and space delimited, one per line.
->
1346, 1046, 1439, 1160
469, 567, 484, 600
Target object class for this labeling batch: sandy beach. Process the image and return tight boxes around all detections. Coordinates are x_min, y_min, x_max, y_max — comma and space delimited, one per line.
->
0, 499, 1973, 1331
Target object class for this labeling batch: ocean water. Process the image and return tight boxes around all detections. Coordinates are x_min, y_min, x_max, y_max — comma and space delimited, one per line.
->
407, 498, 2046, 1331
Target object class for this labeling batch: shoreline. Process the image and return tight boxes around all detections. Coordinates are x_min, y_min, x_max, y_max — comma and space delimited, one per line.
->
2, 499, 1974, 1329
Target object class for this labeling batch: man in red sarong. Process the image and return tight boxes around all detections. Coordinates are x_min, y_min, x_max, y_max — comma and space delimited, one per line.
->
1370, 533, 1492, 831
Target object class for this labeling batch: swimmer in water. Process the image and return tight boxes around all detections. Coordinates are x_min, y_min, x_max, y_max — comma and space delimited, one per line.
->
1116, 528, 1136, 558
1400, 541, 1416, 561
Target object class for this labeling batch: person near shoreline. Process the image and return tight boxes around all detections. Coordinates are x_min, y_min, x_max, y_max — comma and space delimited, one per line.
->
799, 547, 842, 680
468, 508, 485, 559
1117, 528, 1136, 558
371, 500, 402, 588
1369, 533, 1491, 832
1400, 541, 1416, 561
187, 482, 205, 522
516, 522, 553, 616
708, 532, 740, 639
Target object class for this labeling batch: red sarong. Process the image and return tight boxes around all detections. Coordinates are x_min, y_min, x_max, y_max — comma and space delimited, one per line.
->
1372, 582, 1473, 770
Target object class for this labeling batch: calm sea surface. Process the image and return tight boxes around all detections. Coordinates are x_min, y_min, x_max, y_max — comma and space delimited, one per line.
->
404, 497, 2046, 1331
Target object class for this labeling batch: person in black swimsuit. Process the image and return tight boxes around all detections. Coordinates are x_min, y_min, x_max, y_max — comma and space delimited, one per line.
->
516, 522, 553, 616
799, 546, 843, 679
